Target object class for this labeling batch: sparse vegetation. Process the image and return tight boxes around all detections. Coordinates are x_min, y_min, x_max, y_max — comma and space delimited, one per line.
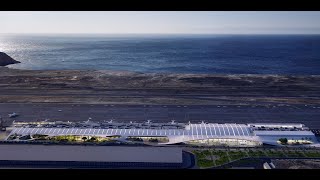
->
126, 137, 143, 142
18, 135, 32, 140
228, 150, 248, 161
214, 155, 230, 166
32, 134, 48, 140
192, 148, 320, 169
283, 150, 304, 157
1, 66, 319, 105
247, 149, 265, 157
197, 158, 214, 168
211, 150, 230, 166
7, 133, 19, 140
265, 149, 286, 157
148, 138, 159, 143
279, 138, 288, 145
304, 151, 320, 158
193, 150, 215, 168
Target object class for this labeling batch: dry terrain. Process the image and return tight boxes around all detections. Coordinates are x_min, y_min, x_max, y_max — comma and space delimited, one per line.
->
1, 67, 320, 105
272, 159, 320, 169
0, 67, 320, 126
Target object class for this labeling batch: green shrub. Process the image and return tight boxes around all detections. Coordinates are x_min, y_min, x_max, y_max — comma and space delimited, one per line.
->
279, 138, 288, 144
197, 158, 214, 168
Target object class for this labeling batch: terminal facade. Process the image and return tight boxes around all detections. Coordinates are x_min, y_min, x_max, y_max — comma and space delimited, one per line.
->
6, 121, 319, 147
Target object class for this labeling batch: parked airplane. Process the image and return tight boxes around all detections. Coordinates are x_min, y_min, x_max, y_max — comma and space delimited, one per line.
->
8, 112, 19, 118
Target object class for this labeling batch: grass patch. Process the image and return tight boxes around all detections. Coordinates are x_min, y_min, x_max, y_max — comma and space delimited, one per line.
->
264, 150, 286, 157
212, 150, 230, 166
193, 150, 215, 168
283, 150, 304, 158
197, 158, 215, 168
192, 149, 320, 169
293, 151, 306, 158
247, 150, 265, 157
228, 150, 247, 161
215, 155, 230, 166
193, 150, 211, 159
211, 150, 228, 156
304, 151, 320, 158
193, 149, 231, 168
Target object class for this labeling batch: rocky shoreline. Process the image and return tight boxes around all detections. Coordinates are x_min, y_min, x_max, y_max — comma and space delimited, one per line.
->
0, 52, 20, 66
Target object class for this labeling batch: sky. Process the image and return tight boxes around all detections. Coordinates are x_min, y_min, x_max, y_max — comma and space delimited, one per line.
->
0, 11, 320, 34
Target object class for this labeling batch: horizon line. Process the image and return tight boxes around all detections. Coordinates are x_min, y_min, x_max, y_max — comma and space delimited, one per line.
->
1, 32, 320, 36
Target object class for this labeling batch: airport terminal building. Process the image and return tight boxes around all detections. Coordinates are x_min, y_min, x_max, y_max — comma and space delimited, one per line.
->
6, 121, 319, 147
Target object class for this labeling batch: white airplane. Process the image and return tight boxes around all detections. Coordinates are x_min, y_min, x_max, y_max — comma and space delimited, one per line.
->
84, 118, 92, 124
8, 112, 18, 118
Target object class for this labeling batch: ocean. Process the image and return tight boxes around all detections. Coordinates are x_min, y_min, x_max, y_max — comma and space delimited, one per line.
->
1, 34, 320, 75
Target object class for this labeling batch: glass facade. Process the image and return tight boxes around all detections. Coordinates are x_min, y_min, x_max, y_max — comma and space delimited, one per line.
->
185, 138, 262, 147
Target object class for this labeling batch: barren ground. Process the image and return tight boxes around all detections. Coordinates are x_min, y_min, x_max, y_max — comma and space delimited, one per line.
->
272, 159, 320, 169
1, 67, 320, 126
1, 67, 320, 105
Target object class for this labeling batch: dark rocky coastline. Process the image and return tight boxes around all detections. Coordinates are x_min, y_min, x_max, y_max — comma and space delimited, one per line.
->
0, 52, 20, 66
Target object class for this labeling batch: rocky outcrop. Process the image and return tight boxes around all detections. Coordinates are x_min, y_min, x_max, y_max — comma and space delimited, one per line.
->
0, 52, 20, 66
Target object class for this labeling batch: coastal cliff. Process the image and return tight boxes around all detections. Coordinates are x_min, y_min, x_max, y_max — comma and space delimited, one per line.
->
0, 52, 20, 66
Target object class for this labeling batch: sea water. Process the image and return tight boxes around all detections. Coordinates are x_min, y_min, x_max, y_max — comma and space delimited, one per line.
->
1, 34, 320, 75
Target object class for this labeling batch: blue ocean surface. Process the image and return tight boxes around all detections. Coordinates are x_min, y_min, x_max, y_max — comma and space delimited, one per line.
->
1, 34, 320, 75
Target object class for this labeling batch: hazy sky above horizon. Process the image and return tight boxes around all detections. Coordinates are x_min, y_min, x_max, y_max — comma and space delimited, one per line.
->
1, 11, 320, 34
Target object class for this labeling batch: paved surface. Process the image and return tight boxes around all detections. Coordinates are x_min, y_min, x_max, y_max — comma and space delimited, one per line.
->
1, 103, 320, 128
181, 151, 196, 169
0, 144, 182, 163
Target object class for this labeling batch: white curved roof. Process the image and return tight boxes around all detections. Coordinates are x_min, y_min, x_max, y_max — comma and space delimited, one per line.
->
7, 123, 317, 145
9, 123, 253, 143
10, 123, 251, 137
